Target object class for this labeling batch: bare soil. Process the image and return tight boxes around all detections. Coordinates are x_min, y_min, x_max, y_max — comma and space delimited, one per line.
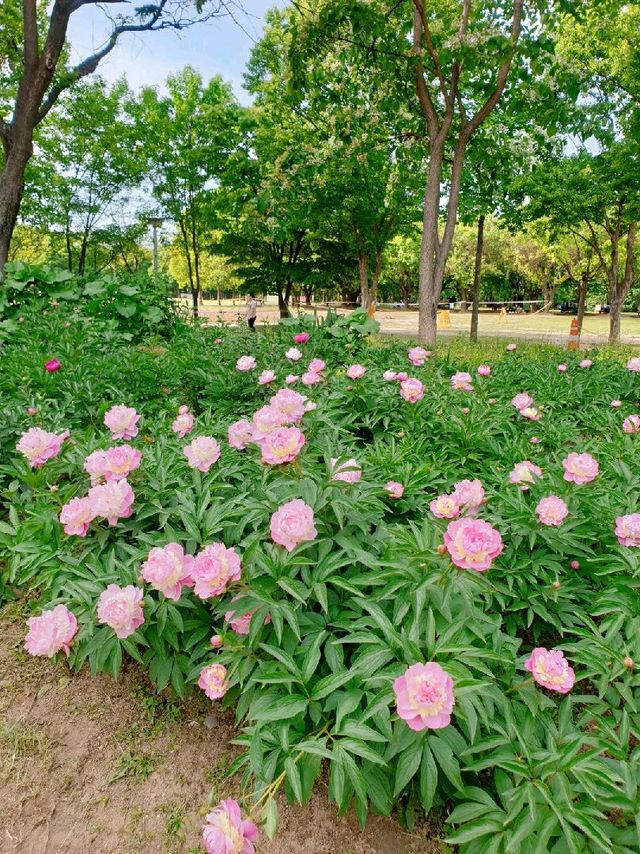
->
0, 604, 442, 854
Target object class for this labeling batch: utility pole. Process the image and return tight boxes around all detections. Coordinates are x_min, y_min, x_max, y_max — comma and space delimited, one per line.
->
146, 216, 164, 282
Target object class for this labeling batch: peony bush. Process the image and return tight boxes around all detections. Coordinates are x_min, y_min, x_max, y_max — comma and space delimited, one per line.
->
1, 304, 640, 851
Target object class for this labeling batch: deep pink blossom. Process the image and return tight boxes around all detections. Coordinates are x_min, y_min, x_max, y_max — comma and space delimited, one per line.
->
293, 332, 310, 344
444, 518, 503, 571
44, 358, 61, 372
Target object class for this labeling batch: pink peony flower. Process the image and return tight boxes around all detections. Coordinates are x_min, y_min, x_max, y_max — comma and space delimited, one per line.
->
408, 347, 429, 366
444, 517, 503, 572
202, 799, 259, 854
525, 648, 575, 693
172, 405, 194, 438
579, 359, 592, 369
383, 370, 397, 381
210, 634, 223, 649
385, 481, 404, 499
16, 427, 67, 468
184, 437, 221, 472
626, 357, 640, 372
141, 543, 194, 601
24, 605, 78, 657
285, 374, 299, 384
192, 543, 242, 599
331, 457, 361, 483
623, 415, 640, 434
346, 364, 366, 380
270, 389, 307, 424
293, 332, 310, 344
430, 494, 460, 519
511, 393, 533, 411
88, 479, 134, 526
301, 370, 321, 386
530, 436, 540, 444
557, 363, 568, 372
198, 663, 228, 700
477, 365, 491, 377
536, 496, 569, 526
236, 355, 256, 372
460, 406, 470, 415
521, 406, 541, 421
59, 496, 95, 536
285, 347, 302, 361
508, 460, 542, 490
44, 358, 61, 372
270, 499, 317, 551
611, 399, 622, 408
258, 369, 276, 385
83, 449, 109, 485
624, 656, 634, 669
506, 343, 517, 352
570, 560, 580, 570
451, 371, 473, 391
101, 445, 142, 482
562, 452, 598, 484
97, 584, 144, 639
615, 514, 640, 547
27, 406, 37, 417
395, 371, 409, 382
215, 338, 223, 345
225, 596, 271, 637
252, 404, 287, 440
260, 426, 305, 465
400, 377, 425, 403
308, 358, 326, 374
228, 419, 254, 450
452, 479, 485, 515
104, 405, 140, 440
393, 662, 454, 731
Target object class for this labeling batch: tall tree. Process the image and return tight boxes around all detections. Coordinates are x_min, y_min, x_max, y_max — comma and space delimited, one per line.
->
0, 0, 239, 274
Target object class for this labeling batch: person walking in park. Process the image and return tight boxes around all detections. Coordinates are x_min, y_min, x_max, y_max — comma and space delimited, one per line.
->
246, 294, 257, 332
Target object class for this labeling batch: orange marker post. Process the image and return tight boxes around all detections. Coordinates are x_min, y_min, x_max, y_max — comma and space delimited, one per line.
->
568, 317, 579, 350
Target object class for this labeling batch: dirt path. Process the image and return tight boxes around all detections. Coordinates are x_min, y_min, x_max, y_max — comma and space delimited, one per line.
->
0, 604, 440, 854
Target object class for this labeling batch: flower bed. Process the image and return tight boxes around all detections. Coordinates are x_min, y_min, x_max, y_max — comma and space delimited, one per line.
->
1, 306, 640, 852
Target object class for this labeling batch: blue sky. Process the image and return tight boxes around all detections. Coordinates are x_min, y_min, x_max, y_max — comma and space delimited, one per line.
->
67, 1, 284, 103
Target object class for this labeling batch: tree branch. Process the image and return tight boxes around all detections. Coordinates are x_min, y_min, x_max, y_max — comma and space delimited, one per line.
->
412, 0, 451, 111
23, 0, 40, 68
412, 8, 438, 133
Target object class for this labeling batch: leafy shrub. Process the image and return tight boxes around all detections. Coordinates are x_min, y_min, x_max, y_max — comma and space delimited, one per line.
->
2, 313, 640, 852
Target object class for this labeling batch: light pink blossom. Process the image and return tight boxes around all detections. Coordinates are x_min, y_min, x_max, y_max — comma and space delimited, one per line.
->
192, 543, 242, 599
140, 543, 194, 601
24, 605, 78, 657
393, 662, 454, 731
260, 426, 305, 465
184, 437, 221, 472
331, 457, 361, 483
563, 452, 598, 484
172, 405, 194, 438
27, 406, 37, 417
270, 499, 317, 551
579, 359, 592, 369
346, 364, 366, 380
430, 494, 460, 519
400, 377, 425, 403
408, 347, 429, 366
285, 374, 299, 384
104, 405, 139, 440
88, 479, 134, 526
252, 404, 287, 440
210, 634, 223, 649
557, 363, 568, 372
611, 399, 622, 408
477, 365, 491, 377
285, 347, 302, 361
521, 406, 541, 421
270, 389, 306, 423
59, 496, 95, 536
536, 496, 569, 526
626, 357, 640, 372
100, 445, 142, 482
385, 481, 404, 499
228, 419, 254, 450
198, 663, 228, 700
451, 371, 473, 391
383, 370, 397, 381
525, 648, 575, 693
615, 514, 640, 547
301, 370, 321, 386
258, 369, 276, 385
452, 479, 485, 515
506, 343, 517, 352
509, 460, 542, 490
444, 517, 503, 572
623, 415, 640, 434
97, 584, 144, 639
16, 427, 67, 468
530, 436, 540, 444
236, 355, 256, 372
511, 393, 533, 411
83, 449, 109, 484
202, 799, 259, 854
225, 595, 270, 636
395, 371, 409, 382
308, 359, 325, 373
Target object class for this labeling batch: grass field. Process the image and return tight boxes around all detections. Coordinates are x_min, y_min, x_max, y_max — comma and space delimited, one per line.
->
179, 299, 640, 346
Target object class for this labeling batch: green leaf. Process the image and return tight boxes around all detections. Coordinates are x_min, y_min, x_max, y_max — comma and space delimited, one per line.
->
285, 757, 303, 803
251, 694, 308, 722
393, 744, 422, 797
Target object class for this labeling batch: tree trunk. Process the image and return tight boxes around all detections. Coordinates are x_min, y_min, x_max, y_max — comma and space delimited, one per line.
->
369, 251, 383, 317
417, 142, 444, 346
278, 283, 292, 318
78, 231, 89, 275
0, 144, 32, 276
576, 271, 587, 338
357, 252, 370, 310
608, 222, 636, 344
470, 213, 485, 342
303, 285, 312, 306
